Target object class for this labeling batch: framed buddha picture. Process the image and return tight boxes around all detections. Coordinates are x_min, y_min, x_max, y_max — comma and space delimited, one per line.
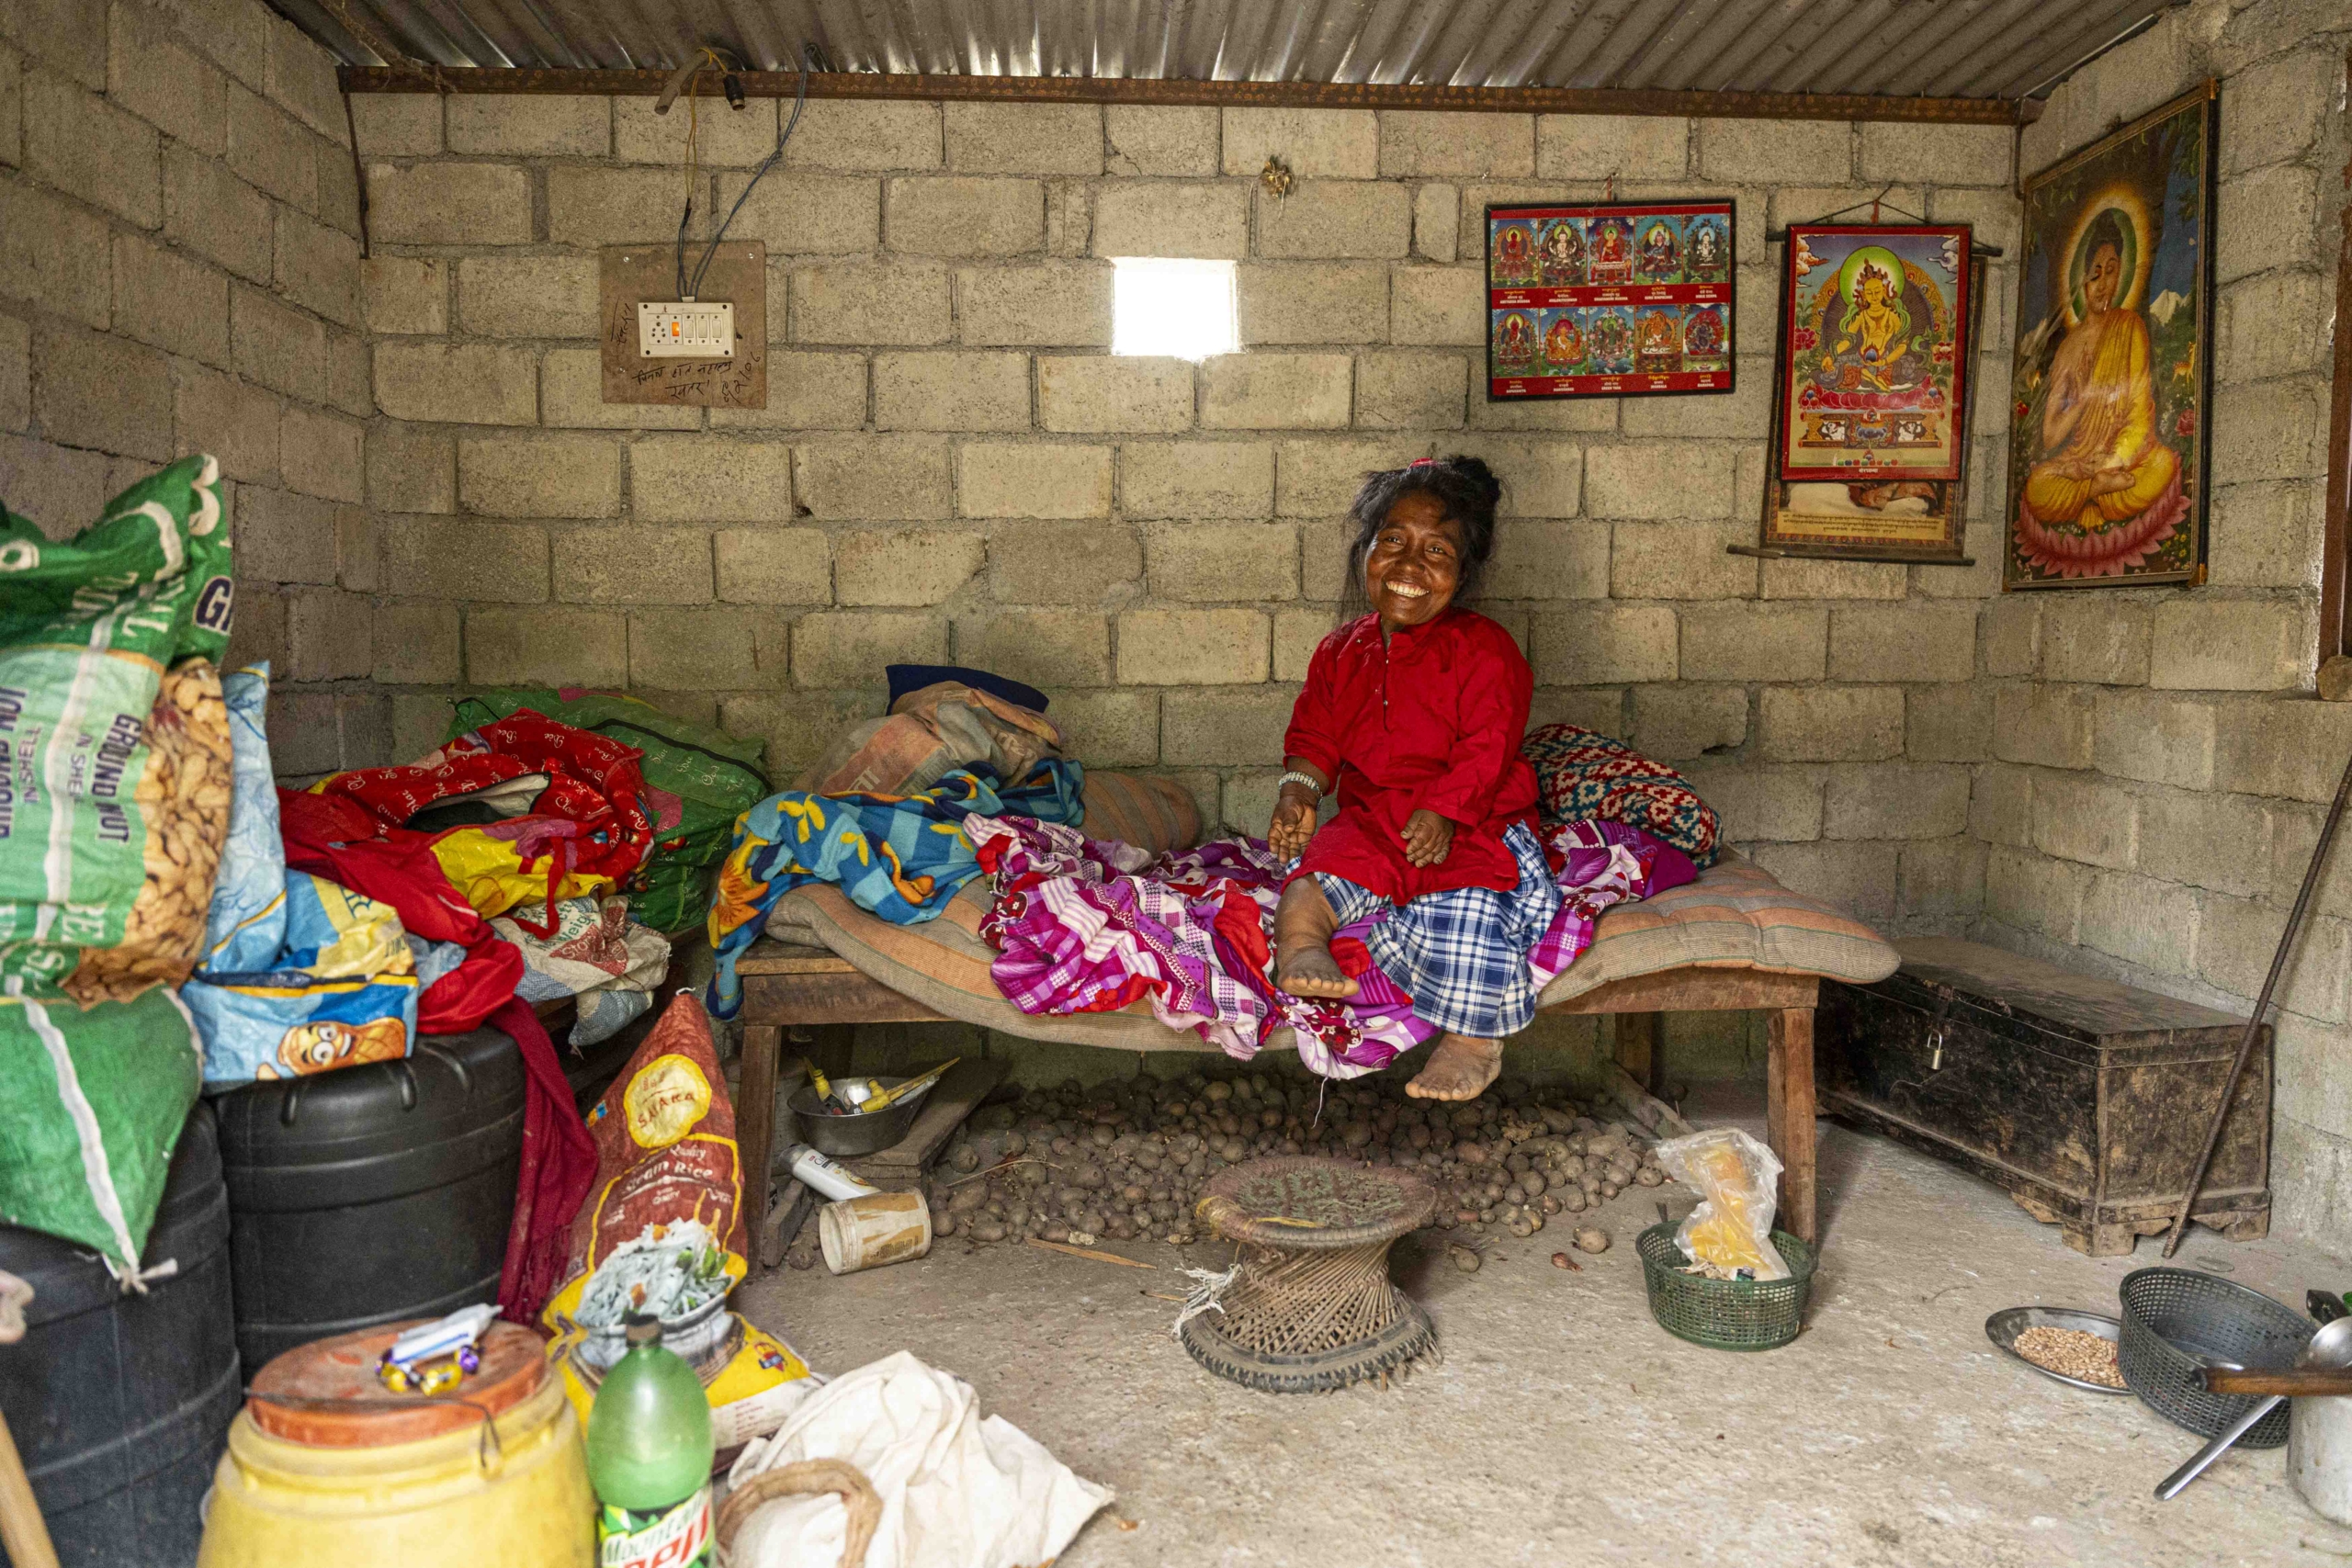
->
2004, 81, 2218, 589
1756, 222, 1978, 562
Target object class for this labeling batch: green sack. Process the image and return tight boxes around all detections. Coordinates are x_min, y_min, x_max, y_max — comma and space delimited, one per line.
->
0, 455, 234, 998
0, 988, 202, 1279
447, 690, 769, 935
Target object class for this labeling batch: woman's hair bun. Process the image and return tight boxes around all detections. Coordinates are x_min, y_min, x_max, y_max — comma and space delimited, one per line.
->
1440, 454, 1502, 512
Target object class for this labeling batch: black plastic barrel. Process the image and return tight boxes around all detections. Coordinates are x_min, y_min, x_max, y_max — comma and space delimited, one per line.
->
210, 1028, 526, 1380
0, 1101, 240, 1568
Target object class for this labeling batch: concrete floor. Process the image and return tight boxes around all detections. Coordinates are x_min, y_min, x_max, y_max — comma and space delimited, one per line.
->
737, 1091, 2352, 1567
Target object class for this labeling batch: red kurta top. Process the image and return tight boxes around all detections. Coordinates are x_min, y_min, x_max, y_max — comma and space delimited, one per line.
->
1283, 608, 1541, 903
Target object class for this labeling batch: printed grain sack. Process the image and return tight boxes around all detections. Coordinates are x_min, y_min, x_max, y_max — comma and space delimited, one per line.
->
490, 893, 670, 1047
199, 664, 288, 974
543, 993, 812, 1450
185, 872, 424, 1089
185, 663, 431, 1089
0, 986, 204, 1279
0, 456, 232, 1276
0, 455, 235, 1003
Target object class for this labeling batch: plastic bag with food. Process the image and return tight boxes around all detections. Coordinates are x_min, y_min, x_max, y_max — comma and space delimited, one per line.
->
0, 456, 231, 1277
1653, 1127, 1791, 1281
0, 455, 235, 1005
542, 993, 812, 1451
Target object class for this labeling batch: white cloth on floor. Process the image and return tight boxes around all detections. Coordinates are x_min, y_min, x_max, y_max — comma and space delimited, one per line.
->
724, 1350, 1112, 1568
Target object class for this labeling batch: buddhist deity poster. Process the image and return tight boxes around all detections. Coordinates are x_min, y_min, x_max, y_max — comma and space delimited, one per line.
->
1487, 199, 1735, 399
1756, 248, 1977, 561
2005, 82, 2217, 588
1778, 225, 1973, 481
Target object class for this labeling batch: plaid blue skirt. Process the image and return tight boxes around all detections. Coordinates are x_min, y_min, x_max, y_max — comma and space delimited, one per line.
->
1315, 822, 1562, 1040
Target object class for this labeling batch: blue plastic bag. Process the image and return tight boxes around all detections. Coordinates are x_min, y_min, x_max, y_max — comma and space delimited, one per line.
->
185, 664, 423, 1088
200, 664, 286, 972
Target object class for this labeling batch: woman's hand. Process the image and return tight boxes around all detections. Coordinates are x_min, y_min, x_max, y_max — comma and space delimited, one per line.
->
1267, 790, 1321, 862
1402, 809, 1454, 868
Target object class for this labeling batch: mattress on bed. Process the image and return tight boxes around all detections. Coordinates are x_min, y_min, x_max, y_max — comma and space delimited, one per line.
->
759, 829, 1901, 1052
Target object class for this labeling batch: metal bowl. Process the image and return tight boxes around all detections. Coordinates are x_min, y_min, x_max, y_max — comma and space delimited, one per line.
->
1985, 1306, 2130, 1394
2120, 1267, 2311, 1446
787, 1074, 932, 1158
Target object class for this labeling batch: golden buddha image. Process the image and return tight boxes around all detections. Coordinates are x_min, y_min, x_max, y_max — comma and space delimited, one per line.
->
1541, 310, 1584, 371
2004, 86, 2212, 586
1821, 257, 1914, 393
2018, 204, 2177, 537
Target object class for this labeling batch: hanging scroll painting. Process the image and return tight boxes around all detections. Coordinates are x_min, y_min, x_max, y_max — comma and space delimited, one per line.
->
1487, 199, 1735, 400
1779, 225, 1973, 480
2005, 81, 2217, 589
1755, 223, 1977, 561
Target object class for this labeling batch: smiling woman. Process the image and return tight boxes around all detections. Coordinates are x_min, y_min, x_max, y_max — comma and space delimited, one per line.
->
1263, 455, 1555, 1104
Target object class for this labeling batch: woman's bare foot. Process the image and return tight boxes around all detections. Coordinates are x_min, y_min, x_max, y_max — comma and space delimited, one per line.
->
1272, 878, 1359, 998
1406, 1033, 1502, 1100
1276, 940, 1359, 998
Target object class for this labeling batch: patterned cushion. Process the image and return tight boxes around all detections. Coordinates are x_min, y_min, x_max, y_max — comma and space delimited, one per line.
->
761, 846, 1897, 1043
1536, 850, 1898, 1004
1522, 722, 1721, 866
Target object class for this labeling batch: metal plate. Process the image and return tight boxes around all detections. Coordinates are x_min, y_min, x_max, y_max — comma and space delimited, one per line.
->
1985, 1306, 2130, 1394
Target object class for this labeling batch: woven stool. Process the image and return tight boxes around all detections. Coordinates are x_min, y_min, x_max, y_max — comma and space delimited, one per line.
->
1184, 1156, 1439, 1393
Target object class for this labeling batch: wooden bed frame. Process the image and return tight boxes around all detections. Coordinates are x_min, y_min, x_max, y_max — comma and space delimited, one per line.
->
733, 939, 1821, 1264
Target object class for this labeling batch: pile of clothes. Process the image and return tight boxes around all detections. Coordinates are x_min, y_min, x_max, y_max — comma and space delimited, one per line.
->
971, 817, 1691, 1077
0, 457, 788, 1314
707, 670, 1085, 1017
191, 680, 768, 1316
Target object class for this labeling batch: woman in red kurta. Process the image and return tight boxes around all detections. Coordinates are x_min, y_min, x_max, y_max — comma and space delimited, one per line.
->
1268, 456, 1556, 1101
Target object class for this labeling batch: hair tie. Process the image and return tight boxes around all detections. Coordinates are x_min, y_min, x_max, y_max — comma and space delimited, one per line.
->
1407, 457, 1437, 468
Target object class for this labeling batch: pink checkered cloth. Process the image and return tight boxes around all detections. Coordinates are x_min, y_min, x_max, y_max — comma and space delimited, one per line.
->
966, 817, 1682, 1079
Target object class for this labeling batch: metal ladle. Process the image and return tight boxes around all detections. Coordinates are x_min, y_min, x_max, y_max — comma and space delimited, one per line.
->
2156, 1315, 2352, 1499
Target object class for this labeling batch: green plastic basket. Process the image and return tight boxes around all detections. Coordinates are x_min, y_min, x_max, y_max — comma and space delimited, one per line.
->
1636, 1223, 1816, 1351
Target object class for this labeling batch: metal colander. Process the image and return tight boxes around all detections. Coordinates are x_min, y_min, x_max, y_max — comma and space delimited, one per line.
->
1636, 1224, 1815, 1351
2118, 1268, 2312, 1448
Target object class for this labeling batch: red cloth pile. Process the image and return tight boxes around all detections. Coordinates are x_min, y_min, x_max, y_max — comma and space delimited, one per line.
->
279, 764, 612, 1324
315, 709, 657, 937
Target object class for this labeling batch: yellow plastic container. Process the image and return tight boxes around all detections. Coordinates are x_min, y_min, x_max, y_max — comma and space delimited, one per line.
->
198, 1366, 595, 1568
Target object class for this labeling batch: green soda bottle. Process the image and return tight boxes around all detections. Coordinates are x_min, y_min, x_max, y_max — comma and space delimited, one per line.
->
585, 1313, 717, 1568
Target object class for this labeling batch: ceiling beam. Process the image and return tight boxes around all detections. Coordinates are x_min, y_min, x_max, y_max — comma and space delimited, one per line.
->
336, 64, 2030, 123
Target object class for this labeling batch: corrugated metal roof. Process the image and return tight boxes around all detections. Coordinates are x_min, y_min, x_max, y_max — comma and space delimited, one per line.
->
276, 0, 2181, 101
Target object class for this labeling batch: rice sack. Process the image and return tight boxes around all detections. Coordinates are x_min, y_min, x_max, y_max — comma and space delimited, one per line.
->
543, 993, 811, 1449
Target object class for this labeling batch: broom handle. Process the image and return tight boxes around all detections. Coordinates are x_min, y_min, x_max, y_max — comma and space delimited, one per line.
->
2162, 739, 2352, 1258
0, 1409, 59, 1568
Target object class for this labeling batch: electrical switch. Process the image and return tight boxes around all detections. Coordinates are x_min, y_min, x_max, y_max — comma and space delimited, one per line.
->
638, 301, 736, 358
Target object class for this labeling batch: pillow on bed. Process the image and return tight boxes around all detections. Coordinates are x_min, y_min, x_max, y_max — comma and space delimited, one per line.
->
1538, 850, 1899, 1003
1078, 771, 1201, 855
1522, 722, 1721, 867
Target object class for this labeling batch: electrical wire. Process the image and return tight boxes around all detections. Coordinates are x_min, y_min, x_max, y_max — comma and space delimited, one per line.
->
673, 48, 720, 299
684, 45, 814, 300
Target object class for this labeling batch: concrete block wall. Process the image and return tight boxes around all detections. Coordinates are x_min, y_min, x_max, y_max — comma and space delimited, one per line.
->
0, 0, 371, 772
347, 89, 2022, 954
1976, 0, 2352, 1244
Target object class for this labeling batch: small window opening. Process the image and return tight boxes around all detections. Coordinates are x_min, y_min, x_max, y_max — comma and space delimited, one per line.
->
1112, 257, 1238, 360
